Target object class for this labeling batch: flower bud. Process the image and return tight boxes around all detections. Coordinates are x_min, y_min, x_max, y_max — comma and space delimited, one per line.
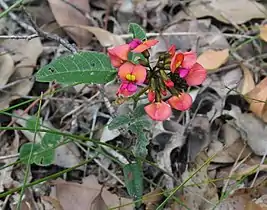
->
148, 90, 155, 102
142, 50, 150, 58
138, 59, 149, 67
164, 79, 174, 88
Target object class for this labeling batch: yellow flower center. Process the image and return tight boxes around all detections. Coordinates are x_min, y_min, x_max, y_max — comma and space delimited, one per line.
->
126, 74, 136, 81
175, 61, 181, 69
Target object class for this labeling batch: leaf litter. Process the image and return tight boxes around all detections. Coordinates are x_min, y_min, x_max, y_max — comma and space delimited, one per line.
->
2, 0, 267, 209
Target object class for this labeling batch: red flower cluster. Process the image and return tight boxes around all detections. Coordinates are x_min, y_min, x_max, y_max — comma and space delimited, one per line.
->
107, 39, 206, 121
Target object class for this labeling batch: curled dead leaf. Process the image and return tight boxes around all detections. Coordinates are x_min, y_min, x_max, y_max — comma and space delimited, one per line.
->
246, 77, 267, 122
239, 65, 255, 95
0, 38, 43, 109
259, 25, 267, 42
197, 49, 229, 70
48, 0, 92, 46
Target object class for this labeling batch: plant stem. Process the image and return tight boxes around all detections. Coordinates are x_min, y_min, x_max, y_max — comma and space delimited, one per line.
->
0, 0, 24, 19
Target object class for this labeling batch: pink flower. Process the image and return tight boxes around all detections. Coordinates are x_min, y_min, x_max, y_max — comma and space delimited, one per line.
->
117, 62, 147, 96
168, 45, 176, 57
168, 93, 192, 111
129, 39, 142, 49
170, 52, 184, 73
170, 51, 207, 86
108, 44, 130, 68
144, 101, 172, 121
117, 82, 138, 96
131, 39, 159, 53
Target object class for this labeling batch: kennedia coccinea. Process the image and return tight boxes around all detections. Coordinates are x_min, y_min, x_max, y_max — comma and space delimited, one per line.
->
107, 39, 207, 121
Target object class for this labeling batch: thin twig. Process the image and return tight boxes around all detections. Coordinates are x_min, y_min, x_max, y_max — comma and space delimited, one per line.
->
23, 10, 78, 54
0, 34, 38, 40
0, 153, 19, 161
119, 32, 254, 39
0, 0, 35, 33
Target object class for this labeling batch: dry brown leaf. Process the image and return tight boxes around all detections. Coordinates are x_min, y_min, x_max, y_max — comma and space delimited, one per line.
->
209, 138, 252, 163
0, 53, 14, 85
64, 25, 125, 47
259, 25, 267, 42
217, 183, 267, 210
90, 188, 108, 210
0, 38, 43, 109
143, 188, 163, 210
197, 49, 229, 70
231, 113, 267, 156
186, 0, 267, 24
246, 77, 267, 122
234, 164, 267, 178
48, 0, 92, 46
41, 196, 64, 210
246, 201, 267, 210
240, 65, 255, 95
51, 176, 133, 210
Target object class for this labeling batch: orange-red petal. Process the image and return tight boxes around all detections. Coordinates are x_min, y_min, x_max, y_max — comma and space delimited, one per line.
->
108, 44, 130, 61
170, 53, 184, 73
132, 64, 147, 83
118, 62, 134, 81
108, 53, 123, 68
132, 39, 159, 53
181, 51, 197, 69
144, 102, 172, 121
184, 63, 207, 86
168, 93, 192, 111
168, 45, 176, 57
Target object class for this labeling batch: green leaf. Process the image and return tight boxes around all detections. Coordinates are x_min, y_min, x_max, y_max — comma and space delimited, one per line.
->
41, 132, 61, 148
129, 116, 151, 130
33, 148, 55, 166
129, 121, 150, 157
132, 104, 147, 118
26, 116, 41, 133
128, 52, 146, 64
19, 143, 55, 166
108, 115, 131, 130
123, 162, 143, 207
128, 23, 146, 41
19, 143, 42, 164
36, 52, 117, 84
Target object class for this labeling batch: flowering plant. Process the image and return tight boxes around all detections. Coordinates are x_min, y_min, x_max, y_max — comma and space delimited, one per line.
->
37, 23, 206, 122
107, 35, 206, 121
34, 23, 208, 205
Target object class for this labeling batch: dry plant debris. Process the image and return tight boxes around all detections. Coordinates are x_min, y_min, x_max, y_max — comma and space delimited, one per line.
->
1, 0, 267, 209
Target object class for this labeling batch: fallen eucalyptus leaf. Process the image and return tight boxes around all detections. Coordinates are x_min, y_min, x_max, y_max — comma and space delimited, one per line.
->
197, 49, 229, 70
